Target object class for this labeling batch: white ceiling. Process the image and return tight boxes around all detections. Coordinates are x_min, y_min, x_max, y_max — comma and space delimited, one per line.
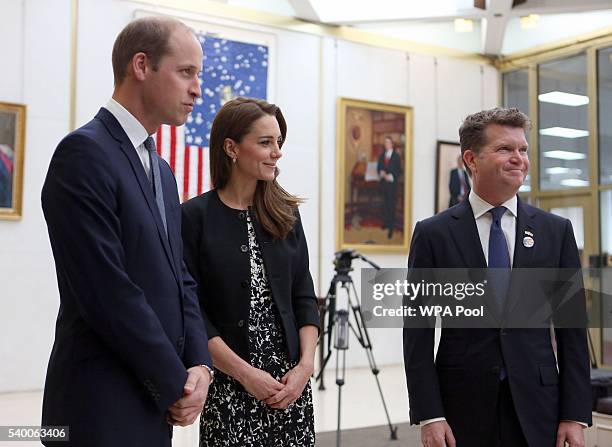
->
226, 0, 612, 56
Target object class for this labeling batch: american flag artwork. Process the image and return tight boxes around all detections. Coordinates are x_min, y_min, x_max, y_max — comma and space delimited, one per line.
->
155, 33, 269, 202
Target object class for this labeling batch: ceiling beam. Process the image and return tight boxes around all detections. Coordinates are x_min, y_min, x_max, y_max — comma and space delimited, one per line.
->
481, 0, 513, 55
287, 0, 320, 22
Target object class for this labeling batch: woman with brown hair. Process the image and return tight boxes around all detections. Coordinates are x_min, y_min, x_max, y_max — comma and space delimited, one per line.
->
181, 97, 319, 446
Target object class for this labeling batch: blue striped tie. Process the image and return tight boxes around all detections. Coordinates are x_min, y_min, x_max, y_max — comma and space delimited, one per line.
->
144, 137, 167, 236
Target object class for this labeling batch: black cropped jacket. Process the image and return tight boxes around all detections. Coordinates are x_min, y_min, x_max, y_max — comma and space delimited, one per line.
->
181, 189, 320, 363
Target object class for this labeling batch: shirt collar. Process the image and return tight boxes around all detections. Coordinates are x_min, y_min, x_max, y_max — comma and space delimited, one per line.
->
469, 190, 517, 220
105, 98, 150, 149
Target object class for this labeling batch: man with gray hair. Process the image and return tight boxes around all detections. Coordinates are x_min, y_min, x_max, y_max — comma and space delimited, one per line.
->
404, 108, 591, 446
41, 16, 212, 446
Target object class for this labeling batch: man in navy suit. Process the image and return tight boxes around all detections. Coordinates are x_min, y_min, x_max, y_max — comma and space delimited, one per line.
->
448, 155, 470, 208
404, 108, 591, 446
41, 17, 212, 446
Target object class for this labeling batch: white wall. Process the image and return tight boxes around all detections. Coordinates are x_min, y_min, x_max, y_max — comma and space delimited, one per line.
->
0, 0, 498, 392
0, 0, 72, 393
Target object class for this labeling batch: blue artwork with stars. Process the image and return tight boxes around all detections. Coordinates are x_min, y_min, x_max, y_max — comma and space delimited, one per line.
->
185, 34, 269, 148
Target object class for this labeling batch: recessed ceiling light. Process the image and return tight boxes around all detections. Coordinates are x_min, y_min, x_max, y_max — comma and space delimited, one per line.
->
560, 178, 589, 187
539, 127, 589, 139
542, 150, 587, 161
538, 91, 589, 107
454, 18, 473, 33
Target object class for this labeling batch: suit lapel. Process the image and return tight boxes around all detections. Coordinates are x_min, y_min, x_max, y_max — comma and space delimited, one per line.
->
512, 196, 537, 268
96, 108, 179, 283
449, 200, 487, 269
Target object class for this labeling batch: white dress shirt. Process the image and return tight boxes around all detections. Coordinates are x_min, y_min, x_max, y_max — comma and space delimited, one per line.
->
469, 191, 517, 266
105, 98, 152, 180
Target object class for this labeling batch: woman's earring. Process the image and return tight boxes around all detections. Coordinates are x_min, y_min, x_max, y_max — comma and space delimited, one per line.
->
232, 157, 237, 164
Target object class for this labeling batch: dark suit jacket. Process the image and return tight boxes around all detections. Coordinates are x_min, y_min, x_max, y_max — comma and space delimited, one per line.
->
448, 168, 470, 206
41, 108, 211, 447
403, 197, 591, 447
181, 189, 320, 367
377, 151, 402, 186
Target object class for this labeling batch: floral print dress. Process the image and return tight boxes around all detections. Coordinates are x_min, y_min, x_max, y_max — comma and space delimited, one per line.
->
199, 212, 315, 447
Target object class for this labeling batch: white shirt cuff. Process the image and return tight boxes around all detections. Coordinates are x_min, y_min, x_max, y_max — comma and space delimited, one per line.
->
562, 420, 588, 428
421, 417, 446, 426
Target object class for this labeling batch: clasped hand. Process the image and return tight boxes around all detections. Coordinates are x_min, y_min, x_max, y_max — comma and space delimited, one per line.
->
166, 366, 211, 426
240, 363, 313, 410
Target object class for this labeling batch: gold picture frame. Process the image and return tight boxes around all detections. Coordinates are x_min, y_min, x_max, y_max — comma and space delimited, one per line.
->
336, 98, 412, 253
0, 102, 26, 220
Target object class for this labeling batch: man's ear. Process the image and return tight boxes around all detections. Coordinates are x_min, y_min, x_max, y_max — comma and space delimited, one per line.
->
463, 150, 476, 175
131, 52, 148, 81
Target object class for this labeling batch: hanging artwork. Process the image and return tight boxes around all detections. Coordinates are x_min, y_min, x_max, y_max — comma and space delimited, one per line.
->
336, 98, 412, 253
0, 102, 26, 220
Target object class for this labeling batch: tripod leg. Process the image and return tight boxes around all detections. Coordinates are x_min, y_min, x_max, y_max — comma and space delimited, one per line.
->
317, 281, 338, 390
347, 284, 399, 440
335, 342, 346, 447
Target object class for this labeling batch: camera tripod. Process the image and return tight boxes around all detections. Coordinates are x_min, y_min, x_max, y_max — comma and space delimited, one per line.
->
316, 250, 398, 447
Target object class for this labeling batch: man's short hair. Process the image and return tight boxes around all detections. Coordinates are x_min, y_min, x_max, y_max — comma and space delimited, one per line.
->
459, 107, 530, 156
111, 16, 192, 86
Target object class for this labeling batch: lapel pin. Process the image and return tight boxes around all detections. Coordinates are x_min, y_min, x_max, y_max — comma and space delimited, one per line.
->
523, 230, 535, 248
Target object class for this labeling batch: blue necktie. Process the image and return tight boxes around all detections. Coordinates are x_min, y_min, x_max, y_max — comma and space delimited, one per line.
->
488, 206, 510, 380
488, 206, 511, 309
143, 137, 167, 236
488, 206, 510, 269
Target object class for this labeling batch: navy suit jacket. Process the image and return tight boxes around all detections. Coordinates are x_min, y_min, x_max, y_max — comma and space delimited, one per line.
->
41, 108, 211, 446
403, 197, 591, 446
448, 168, 470, 206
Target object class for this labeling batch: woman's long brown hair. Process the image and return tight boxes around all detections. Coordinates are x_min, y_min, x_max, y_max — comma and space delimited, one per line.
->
209, 97, 302, 239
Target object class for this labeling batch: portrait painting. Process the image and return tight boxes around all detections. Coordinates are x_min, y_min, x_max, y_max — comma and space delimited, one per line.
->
0, 102, 26, 220
336, 98, 412, 253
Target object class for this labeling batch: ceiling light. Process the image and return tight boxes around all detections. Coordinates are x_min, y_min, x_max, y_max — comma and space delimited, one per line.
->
543, 150, 587, 161
538, 91, 589, 107
520, 14, 540, 29
560, 178, 589, 187
545, 167, 571, 175
539, 127, 589, 139
454, 18, 473, 33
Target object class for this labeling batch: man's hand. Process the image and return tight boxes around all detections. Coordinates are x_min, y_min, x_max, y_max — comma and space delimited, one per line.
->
556, 421, 585, 447
421, 420, 456, 447
166, 366, 211, 426
239, 366, 285, 401
265, 362, 313, 410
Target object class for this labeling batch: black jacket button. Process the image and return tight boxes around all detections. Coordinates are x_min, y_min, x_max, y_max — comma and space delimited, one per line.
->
238, 212, 245, 220
241, 280, 248, 288
240, 244, 248, 253
237, 319, 245, 327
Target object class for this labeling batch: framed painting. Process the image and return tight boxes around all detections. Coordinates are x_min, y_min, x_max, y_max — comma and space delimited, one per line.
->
336, 98, 412, 253
435, 141, 470, 213
0, 102, 26, 220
